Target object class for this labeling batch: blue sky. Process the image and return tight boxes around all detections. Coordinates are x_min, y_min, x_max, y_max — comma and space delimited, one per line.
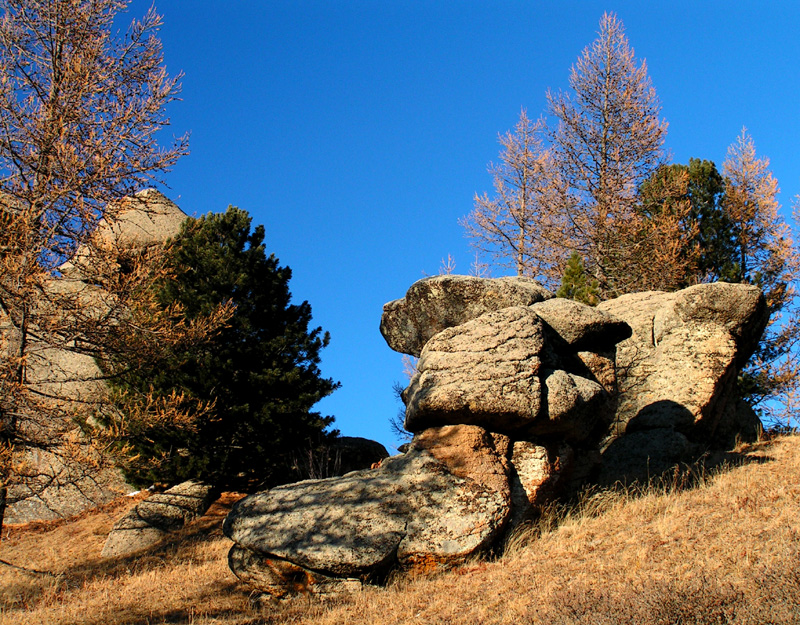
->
125, 1, 800, 452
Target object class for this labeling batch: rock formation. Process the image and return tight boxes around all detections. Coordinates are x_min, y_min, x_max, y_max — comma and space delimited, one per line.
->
224, 275, 768, 599
4, 190, 189, 524
596, 282, 767, 482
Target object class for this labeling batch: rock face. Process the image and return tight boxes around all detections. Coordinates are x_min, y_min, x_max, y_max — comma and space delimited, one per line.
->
401, 303, 621, 444
597, 282, 768, 483
225, 276, 768, 598
102, 480, 216, 557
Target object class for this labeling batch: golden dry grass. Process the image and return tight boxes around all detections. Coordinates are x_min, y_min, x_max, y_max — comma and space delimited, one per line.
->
3, 435, 800, 625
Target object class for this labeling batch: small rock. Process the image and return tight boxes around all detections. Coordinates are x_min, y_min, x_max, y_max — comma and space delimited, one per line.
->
102, 480, 215, 557
508, 441, 573, 529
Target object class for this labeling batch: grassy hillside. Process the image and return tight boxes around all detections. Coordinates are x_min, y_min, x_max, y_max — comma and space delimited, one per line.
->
2, 435, 800, 625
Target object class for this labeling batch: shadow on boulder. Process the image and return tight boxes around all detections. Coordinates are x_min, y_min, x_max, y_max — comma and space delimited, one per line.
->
599, 399, 767, 486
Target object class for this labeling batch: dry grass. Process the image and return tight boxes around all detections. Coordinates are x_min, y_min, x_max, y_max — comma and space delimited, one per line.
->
3, 435, 800, 624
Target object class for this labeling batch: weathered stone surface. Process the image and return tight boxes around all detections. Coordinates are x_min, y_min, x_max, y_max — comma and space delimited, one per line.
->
599, 429, 694, 485
596, 282, 768, 482
410, 425, 510, 502
403, 307, 544, 433
508, 441, 573, 528
381, 275, 552, 357
672, 282, 769, 361
529, 298, 631, 351
575, 350, 617, 394
59, 189, 188, 279
5, 453, 131, 524
598, 284, 766, 440
228, 545, 362, 598
102, 480, 215, 557
536, 369, 608, 443
223, 432, 509, 589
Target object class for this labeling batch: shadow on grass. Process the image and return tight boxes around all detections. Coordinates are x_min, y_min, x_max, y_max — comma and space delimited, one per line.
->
505, 436, 778, 554
0, 493, 247, 618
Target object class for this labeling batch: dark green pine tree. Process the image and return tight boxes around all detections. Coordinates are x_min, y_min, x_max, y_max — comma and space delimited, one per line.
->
116, 206, 339, 490
639, 158, 738, 284
556, 252, 600, 306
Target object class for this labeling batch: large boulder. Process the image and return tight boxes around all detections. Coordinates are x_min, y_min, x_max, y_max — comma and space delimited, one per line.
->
224, 425, 510, 595
328, 436, 389, 475
402, 307, 546, 433
380, 275, 552, 357
597, 282, 768, 483
402, 305, 616, 444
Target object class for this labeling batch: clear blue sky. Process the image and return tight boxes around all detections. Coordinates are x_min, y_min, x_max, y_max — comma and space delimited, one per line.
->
125, 1, 800, 452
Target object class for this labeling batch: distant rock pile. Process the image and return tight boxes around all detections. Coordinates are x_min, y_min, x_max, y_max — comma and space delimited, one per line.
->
4, 190, 190, 525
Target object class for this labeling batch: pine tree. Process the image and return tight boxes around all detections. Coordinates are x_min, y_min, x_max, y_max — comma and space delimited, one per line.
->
556, 252, 600, 306
112, 207, 339, 490
638, 158, 736, 285
721, 130, 799, 420
461, 110, 565, 287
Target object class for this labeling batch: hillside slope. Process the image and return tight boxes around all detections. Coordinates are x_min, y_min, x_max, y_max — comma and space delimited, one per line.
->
2, 435, 800, 625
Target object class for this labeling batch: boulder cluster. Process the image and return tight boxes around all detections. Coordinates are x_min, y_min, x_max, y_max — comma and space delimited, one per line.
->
223, 275, 767, 598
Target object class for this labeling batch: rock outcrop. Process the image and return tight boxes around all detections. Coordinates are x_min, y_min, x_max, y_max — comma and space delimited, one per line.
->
224, 276, 768, 598
5, 190, 189, 524
597, 282, 767, 482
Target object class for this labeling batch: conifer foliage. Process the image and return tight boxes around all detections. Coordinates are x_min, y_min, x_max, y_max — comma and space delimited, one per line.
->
464, 13, 695, 297
556, 252, 600, 306
115, 207, 339, 489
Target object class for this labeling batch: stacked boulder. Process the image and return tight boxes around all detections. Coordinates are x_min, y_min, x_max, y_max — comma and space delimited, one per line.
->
223, 275, 768, 598
223, 276, 633, 597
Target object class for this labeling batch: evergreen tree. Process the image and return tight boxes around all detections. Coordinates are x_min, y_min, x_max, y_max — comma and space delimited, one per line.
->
638, 158, 737, 284
556, 252, 600, 306
115, 207, 339, 489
